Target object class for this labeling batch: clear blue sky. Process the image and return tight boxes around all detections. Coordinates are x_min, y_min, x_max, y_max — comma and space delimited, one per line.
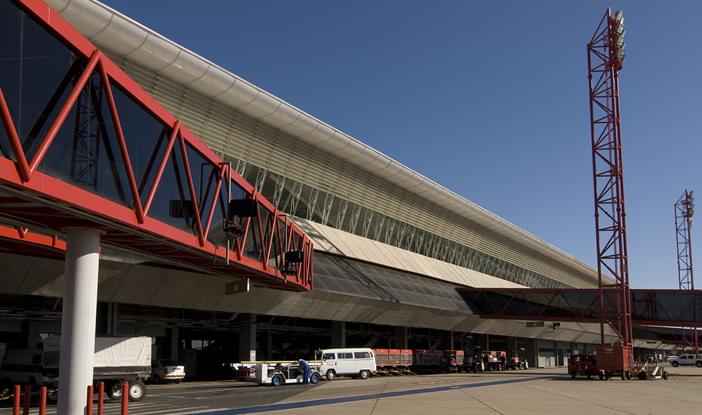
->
102, 0, 701, 289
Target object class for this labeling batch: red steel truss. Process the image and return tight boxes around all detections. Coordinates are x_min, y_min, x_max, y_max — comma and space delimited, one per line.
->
0, 0, 313, 290
587, 9, 632, 346
675, 190, 697, 353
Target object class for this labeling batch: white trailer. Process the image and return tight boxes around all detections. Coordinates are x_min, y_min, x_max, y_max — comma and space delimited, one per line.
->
43, 335, 151, 401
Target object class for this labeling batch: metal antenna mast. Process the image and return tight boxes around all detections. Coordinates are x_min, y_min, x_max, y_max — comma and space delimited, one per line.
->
675, 189, 697, 353
587, 8, 631, 348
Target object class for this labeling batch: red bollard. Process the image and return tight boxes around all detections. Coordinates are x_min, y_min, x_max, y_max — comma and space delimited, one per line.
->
120, 381, 129, 415
98, 382, 105, 415
22, 384, 30, 415
87, 384, 94, 415
12, 385, 20, 415
39, 386, 47, 415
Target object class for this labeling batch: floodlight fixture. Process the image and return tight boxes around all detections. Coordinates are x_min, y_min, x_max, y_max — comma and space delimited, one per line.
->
610, 10, 626, 70
224, 198, 258, 236
685, 190, 695, 219
282, 250, 304, 274
614, 10, 624, 26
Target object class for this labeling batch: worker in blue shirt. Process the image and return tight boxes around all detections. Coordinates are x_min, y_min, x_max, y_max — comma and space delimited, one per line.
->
298, 358, 310, 384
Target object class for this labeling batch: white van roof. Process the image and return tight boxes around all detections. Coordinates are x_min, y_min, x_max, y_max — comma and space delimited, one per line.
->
320, 348, 373, 353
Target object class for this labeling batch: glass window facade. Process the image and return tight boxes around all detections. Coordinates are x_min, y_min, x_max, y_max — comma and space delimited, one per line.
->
230, 157, 569, 289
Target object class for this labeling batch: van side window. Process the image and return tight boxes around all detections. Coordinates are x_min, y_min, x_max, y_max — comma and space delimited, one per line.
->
338, 353, 353, 359
354, 352, 370, 359
322, 353, 336, 360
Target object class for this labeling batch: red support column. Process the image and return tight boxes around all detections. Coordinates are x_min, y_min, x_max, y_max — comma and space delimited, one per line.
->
98, 382, 105, 415
120, 382, 129, 415
87, 385, 94, 415
22, 384, 30, 415
39, 386, 47, 415
12, 385, 20, 415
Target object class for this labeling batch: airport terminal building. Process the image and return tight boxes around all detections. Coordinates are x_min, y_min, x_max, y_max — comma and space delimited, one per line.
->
0, 0, 648, 376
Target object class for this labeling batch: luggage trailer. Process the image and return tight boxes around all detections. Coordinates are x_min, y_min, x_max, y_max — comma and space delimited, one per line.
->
232, 361, 322, 386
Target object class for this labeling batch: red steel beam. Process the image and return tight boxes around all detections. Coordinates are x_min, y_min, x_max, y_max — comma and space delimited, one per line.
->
0, 0, 313, 290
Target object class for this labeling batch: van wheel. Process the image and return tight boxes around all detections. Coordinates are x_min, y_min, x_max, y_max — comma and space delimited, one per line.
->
671, 361, 679, 367
326, 370, 336, 381
309, 373, 321, 384
128, 381, 146, 402
359, 370, 370, 380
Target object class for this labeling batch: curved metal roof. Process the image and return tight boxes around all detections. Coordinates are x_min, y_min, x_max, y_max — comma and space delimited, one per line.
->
46, 0, 597, 282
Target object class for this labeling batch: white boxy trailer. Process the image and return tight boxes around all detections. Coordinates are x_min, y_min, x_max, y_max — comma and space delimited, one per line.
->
43, 335, 151, 401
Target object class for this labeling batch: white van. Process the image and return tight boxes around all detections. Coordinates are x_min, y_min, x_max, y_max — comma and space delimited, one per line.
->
319, 348, 376, 380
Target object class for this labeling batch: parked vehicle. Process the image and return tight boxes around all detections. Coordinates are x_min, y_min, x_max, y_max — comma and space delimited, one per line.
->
506, 355, 528, 370
43, 335, 152, 401
669, 354, 702, 367
319, 348, 376, 380
151, 359, 186, 383
568, 354, 598, 379
256, 362, 321, 386
0, 349, 54, 386
0, 348, 59, 402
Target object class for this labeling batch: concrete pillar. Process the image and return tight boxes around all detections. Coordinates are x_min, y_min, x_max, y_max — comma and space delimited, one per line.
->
266, 331, 273, 360
238, 314, 256, 362
58, 229, 101, 415
449, 331, 455, 350
105, 302, 118, 336
26, 320, 42, 349
331, 321, 346, 347
395, 326, 408, 349
170, 328, 179, 361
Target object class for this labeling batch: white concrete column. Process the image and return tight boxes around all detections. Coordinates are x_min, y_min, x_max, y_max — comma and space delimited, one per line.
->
58, 229, 101, 415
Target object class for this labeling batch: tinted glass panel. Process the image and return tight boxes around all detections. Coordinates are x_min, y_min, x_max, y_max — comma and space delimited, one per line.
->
322, 353, 335, 360
338, 353, 353, 359
111, 84, 168, 203
186, 143, 217, 225
354, 352, 370, 359
206, 189, 228, 247
39, 72, 133, 207
149, 137, 197, 235
243, 205, 262, 261
0, 1, 80, 161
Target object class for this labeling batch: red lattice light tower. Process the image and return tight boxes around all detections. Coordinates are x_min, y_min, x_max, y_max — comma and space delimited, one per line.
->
587, 8, 633, 376
675, 190, 697, 353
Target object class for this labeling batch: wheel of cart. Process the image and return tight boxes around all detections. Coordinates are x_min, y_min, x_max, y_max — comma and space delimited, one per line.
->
106, 380, 146, 401
309, 372, 320, 384
271, 374, 284, 387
